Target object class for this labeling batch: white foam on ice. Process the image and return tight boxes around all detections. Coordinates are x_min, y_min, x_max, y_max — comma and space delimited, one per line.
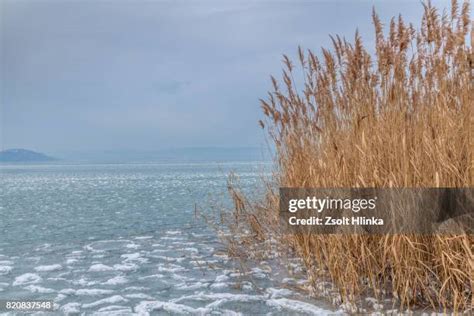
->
13, 273, 42, 286
175, 281, 208, 291
150, 247, 168, 252
97, 305, 131, 312
138, 274, 164, 280
124, 286, 149, 291
266, 288, 293, 299
160, 237, 181, 241
72, 277, 98, 287
121, 252, 148, 263
24, 285, 55, 294
35, 264, 63, 272
113, 263, 139, 272
266, 298, 338, 315
125, 243, 140, 249
134, 300, 209, 315
59, 288, 77, 295
102, 276, 128, 285
61, 302, 81, 315
241, 282, 253, 291
75, 288, 114, 296
157, 264, 185, 273
0, 260, 14, 265
182, 247, 199, 253
82, 295, 128, 309
210, 282, 227, 290
173, 292, 263, 305
66, 258, 79, 265
250, 267, 267, 279
88, 264, 114, 272
92, 305, 133, 315
54, 294, 67, 303
125, 293, 155, 300
0, 265, 12, 275
134, 236, 153, 240
85, 240, 132, 252
149, 255, 185, 263
215, 274, 229, 283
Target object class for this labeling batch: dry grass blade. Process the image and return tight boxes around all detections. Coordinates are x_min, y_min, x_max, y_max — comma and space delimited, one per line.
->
219, 0, 473, 313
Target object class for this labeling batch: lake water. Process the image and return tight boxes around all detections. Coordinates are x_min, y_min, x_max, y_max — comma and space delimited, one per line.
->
0, 162, 337, 315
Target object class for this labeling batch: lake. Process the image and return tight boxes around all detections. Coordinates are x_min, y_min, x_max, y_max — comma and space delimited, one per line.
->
0, 162, 337, 315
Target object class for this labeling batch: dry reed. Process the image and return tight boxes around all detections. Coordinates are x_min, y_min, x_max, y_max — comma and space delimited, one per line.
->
221, 0, 473, 312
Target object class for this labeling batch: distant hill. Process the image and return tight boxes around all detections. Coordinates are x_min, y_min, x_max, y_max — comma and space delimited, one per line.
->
0, 149, 56, 162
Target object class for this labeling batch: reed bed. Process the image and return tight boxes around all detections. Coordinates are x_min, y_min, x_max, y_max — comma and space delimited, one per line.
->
220, 0, 473, 312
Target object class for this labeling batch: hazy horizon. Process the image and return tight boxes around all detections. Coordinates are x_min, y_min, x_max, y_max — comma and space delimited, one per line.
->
1, 0, 455, 153
0, 146, 272, 163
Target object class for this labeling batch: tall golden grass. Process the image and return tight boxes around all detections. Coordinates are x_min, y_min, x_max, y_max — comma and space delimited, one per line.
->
222, 0, 473, 312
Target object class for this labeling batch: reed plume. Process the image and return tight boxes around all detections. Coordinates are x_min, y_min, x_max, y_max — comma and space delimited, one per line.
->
222, 0, 473, 312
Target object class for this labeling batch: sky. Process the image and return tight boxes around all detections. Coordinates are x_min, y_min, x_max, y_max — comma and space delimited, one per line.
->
0, 0, 455, 155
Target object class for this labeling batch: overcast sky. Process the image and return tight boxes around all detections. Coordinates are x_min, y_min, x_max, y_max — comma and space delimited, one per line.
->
1, 0, 454, 154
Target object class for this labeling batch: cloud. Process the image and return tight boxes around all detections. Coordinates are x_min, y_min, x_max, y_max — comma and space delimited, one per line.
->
1, 0, 454, 152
